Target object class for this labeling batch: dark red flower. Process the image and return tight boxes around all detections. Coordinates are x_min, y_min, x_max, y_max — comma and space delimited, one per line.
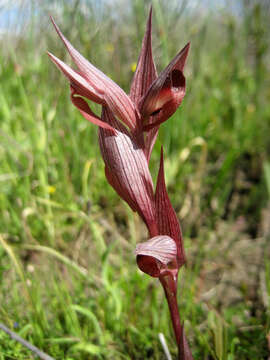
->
48, 8, 189, 249
49, 7, 192, 358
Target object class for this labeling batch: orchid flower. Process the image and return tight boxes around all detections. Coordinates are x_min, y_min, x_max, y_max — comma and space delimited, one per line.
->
49, 7, 192, 359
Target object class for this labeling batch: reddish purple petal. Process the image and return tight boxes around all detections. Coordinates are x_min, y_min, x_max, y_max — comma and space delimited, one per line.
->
136, 235, 177, 263
135, 235, 177, 278
129, 7, 159, 162
155, 149, 186, 267
50, 17, 137, 131
70, 87, 116, 132
130, 6, 157, 105
48, 52, 103, 103
144, 121, 159, 163
104, 165, 137, 212
98, 107, 158, 236
140, 43, 190, 130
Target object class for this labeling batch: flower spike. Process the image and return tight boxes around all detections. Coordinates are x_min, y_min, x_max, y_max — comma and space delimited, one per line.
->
49, 9, 192, 358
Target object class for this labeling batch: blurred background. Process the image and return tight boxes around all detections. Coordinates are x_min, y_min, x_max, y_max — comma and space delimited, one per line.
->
0, 0, 269, 359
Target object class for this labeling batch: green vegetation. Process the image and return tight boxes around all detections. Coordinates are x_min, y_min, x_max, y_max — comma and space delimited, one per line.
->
0, 0, 269, 358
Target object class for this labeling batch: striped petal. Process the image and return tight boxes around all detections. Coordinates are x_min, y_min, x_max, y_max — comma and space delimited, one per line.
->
130, 6, 157, 106
135, 235, 177, 277
48, 52, 103, 104
129, 7, 159, 162
70, 87, 115, 132
98, 107, 158, 236
50, 17, 137, 131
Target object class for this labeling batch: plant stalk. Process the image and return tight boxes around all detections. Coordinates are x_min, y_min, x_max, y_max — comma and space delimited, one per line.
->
160, 273, 193, 360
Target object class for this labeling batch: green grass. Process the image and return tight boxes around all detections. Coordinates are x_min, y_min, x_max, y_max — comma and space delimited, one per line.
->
0, 0, 270, 359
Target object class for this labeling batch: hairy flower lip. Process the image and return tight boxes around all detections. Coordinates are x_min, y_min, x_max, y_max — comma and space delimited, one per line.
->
135, 235, 177, 277
70, 87, 116, 133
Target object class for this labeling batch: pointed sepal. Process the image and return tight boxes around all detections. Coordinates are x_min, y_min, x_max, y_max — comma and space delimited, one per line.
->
48, 52, 103, 103
50, 17, 138, 131
155, 148, 186, 267
129, 7, 159, 161
130, 6, 157, 105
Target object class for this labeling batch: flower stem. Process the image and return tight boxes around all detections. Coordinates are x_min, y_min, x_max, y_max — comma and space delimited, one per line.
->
159, 273, 193, 360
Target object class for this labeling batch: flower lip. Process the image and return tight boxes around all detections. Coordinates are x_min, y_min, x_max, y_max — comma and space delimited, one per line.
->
171, 69, 185, 90
135, 235, 177, 277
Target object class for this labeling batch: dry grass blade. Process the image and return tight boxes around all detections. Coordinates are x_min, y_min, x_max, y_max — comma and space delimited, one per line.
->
0, 323, 55, 360
0, 234, 32, 305
158, 333, 172, 360
22, 244, 89, 278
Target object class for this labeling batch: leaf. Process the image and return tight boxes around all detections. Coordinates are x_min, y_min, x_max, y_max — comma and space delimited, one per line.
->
69, 342, 102, 356
71, 305, 103, 340
22, 244, 88, 278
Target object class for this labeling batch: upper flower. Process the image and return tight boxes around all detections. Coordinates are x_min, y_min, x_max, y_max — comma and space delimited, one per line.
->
49, 7, 189, 278
48, 8, 189, 156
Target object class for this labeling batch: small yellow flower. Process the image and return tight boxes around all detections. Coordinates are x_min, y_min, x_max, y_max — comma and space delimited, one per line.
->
105, 43, 114, 53
131, 62, 137, 73
47, 185, 56, 194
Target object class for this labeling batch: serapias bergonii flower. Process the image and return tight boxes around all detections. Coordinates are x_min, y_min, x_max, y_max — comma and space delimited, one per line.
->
49, 7, 192, 359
